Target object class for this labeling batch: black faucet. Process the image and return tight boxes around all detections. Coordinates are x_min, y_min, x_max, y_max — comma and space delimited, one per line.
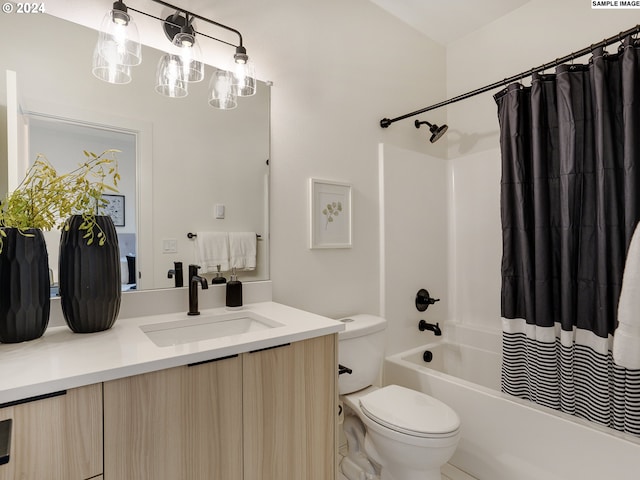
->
168, 261, 184, 288
188, 264, 208, 316
418, 320, 442, 336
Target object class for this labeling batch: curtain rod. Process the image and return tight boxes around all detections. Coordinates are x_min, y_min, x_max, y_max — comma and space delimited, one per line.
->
379, 24, 640, 129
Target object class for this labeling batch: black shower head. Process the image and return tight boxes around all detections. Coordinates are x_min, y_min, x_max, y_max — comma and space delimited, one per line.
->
414, 119, 448, 143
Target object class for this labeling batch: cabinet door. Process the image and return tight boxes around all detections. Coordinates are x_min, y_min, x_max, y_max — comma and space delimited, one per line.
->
0, 384, 103, 480
243, 335, 337, 480
103, 355, 243, 480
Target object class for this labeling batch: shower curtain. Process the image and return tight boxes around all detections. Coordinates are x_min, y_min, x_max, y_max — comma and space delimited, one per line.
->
495, 36, 640, 435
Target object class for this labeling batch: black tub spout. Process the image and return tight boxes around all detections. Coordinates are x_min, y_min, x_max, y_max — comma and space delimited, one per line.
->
418, 320, 442, 336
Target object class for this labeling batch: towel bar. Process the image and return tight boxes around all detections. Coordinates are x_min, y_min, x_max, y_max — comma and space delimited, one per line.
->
187, 232, 262, 240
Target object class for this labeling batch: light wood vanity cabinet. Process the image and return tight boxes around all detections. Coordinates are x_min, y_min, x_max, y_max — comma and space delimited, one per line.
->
0, 333, 336, 480
103, 354, 244, 480
243, 335, 337, 480
103, 334, 337, 480
0, 384, 103, 480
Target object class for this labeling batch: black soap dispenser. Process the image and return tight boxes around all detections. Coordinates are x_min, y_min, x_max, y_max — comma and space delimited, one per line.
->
226, 268, 242, 309
211, 264, 227, 285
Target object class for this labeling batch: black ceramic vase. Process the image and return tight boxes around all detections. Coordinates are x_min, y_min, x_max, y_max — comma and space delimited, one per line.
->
59, 215, 121, 333
0, 228, 50, 343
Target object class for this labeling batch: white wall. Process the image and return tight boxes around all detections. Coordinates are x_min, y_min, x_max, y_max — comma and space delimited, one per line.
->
447, 0, 640, 332
380, 143, 449, 354
260, 0, 447, 319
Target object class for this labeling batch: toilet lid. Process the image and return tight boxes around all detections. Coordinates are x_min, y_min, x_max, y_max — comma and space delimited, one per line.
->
359, 385, 460, 438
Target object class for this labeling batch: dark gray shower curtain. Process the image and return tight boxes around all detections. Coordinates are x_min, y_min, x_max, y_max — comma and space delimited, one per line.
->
495, 36, 640, 435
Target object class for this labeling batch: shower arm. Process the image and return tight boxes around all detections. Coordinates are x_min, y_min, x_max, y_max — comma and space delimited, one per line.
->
379, 24, 640, 129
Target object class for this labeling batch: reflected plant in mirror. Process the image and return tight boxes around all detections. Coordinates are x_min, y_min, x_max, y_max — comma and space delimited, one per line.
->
1, 12, 270, 294
0, 149, 120, 252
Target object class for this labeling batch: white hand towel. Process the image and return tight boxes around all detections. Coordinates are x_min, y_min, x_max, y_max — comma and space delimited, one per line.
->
195, 232, 229, 273
613, 222, 640, 369
229, 232, 257, 271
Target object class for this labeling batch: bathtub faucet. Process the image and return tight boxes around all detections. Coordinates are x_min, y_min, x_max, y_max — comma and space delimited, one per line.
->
418, 320, 442, 336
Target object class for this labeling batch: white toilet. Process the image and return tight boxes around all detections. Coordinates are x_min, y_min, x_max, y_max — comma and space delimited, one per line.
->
338, 314, 460, 480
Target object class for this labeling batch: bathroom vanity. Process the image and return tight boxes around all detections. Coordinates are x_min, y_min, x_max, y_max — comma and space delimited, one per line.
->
0, 302, 342, 480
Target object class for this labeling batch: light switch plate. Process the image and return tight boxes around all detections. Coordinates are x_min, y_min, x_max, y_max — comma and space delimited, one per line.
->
162, 238, 177, 253
215, 204, 225, 219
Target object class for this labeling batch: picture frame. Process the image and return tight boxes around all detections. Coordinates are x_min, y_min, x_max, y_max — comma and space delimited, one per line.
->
309, 178, 352, 249
100, 194, 125, 227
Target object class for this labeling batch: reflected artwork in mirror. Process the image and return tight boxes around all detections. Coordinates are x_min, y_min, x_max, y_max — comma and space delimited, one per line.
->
0, 12, 270, 294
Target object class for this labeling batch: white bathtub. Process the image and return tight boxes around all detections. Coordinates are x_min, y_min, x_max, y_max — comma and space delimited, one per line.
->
384, 324, 640, 480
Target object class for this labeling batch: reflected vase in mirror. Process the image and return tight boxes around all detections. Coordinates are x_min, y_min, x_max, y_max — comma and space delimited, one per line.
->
0, 228, 50, 343
59, 215, 121, 333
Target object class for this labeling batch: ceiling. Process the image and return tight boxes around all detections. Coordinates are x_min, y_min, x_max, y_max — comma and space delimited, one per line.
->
368, 0, 531, 45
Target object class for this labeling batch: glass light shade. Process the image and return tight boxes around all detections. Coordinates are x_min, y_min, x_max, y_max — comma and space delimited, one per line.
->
232, 58, 256, 97
92, 44, 131, 84
172, 32, 204, 83
208, 69, 237, 109
97, 9, 142, 67
155, 54, 188, 98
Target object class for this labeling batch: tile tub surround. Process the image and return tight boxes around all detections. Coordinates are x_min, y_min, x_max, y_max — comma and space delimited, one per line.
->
0, 299, 343, 404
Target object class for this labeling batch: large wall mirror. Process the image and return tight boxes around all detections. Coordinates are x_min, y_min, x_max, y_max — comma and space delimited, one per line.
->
0, 12, 270, 293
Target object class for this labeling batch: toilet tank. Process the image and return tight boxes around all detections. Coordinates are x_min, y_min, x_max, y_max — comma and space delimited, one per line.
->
338, 314, 387, 395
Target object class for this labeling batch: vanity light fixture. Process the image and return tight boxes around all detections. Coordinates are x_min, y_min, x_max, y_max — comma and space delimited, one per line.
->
155, 53, 188, 98
92, 0, 257, 109
162, 11, 204, 84
232, 46, 256, 97
208, 68, 237, 109
414, 119, 448, 143
92, 43, 132, 85
95, 1, 142, 68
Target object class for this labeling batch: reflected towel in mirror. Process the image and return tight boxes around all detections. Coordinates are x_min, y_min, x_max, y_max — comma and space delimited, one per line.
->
229, 232, 257, 271
195, 232, 230, 273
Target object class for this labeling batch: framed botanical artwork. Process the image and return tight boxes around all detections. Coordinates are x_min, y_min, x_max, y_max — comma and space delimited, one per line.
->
100, 194, 125, 227
309, 178, 352, 249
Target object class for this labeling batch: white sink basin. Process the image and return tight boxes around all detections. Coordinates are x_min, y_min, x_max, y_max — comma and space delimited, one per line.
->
140, 310, 284, 347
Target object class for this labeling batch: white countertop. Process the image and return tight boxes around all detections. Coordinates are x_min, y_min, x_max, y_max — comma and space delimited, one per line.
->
0, 301, 344, 404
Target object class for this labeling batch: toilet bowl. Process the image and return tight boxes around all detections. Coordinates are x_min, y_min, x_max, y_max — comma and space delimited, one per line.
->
338, 315, 460, 480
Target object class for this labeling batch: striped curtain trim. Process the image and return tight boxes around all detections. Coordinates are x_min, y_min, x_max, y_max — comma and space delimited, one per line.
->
502, 318, 640, 437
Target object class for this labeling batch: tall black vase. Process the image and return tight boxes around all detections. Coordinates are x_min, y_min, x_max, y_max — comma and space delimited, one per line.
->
0, 228, 50, 343
59, 215, 121, 333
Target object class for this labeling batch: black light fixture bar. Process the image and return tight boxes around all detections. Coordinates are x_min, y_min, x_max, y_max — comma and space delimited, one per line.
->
126, 0, 244, 49
150, 0, 243, 47
380, 24, 640, 129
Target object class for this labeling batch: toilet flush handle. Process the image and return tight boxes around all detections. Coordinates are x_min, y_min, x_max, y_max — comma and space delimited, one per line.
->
338, 364, 353, 375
